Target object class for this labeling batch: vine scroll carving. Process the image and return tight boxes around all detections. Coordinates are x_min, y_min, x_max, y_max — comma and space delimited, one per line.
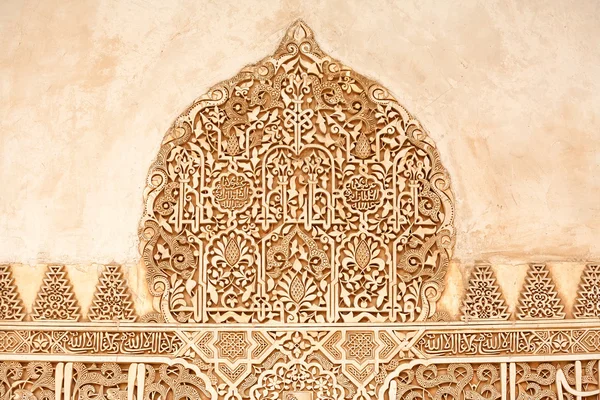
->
138, 19, 455, 324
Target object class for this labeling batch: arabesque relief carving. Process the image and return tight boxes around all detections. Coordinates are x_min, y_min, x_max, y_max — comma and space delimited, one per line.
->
0, 265, 24, 321
461, 264, 510, 321
32, 265, 80, 322
138, 20, 455, 324
1, 19, 600, 400
517, 264, 565, 320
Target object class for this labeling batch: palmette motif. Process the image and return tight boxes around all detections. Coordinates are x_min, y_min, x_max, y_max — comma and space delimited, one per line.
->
139, 20, 455, 324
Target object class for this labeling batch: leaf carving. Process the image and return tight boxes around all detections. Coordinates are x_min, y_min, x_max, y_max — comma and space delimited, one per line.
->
355, 240, 371, 268
224, 238, 241, 266
290, 275, 305, 304
137, 20, 456, 323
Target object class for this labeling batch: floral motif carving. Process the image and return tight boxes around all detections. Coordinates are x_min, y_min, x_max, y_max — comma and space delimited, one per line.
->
512, 361, 600, 400
461, 264, 510, 321
88, 264, 137, 322
138, 20, 455, 323
517, 264, 565, 320
264, 226, 331, 323
0, 265, 25, 321
574, 264, 600, 319
381, 360, 600, 400
32, 265, 80, 321
337, 232, 391, 321
143, 363, 212, 400
385, 363, 503, 400
3, 17, 600, 400
0, 361, 214, 400
0, 361, 55, 400
278, 331, 315, 359
249, 362, 345, 400
205, 231, 259, 322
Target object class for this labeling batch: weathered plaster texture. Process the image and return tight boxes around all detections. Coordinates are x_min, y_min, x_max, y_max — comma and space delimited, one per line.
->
1, 0, 599, 272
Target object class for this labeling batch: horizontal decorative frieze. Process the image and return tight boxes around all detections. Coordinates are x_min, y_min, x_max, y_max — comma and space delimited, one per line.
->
2, 321, 600, 359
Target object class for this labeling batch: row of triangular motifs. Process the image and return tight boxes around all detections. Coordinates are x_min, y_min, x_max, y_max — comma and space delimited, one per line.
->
0, 264, 136, 321
461, 263, 600, 321
2, 263, 599, 322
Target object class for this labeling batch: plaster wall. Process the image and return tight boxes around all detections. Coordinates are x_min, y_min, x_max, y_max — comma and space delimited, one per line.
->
1, 0, 599, 314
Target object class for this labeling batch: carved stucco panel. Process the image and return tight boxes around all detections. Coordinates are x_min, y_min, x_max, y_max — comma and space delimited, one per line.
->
0, 19, 599, 400
139, 20, 455, 324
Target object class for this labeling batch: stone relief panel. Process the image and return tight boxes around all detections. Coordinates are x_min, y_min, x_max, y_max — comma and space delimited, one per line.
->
0, 19, 599, 400
461, 264, 510, 321
138, 20, 455, 324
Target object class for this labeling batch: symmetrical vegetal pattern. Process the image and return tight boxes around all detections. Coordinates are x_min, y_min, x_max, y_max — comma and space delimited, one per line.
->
0, 265, 24, 321
461, 264, 510, 321
0, 361, 214, 400
574, 264, 600, 319
88, 264, 137, 321
517, 264, 565, 320
138, 20, 455, 324
32, 265, 80, 321
381, 360, 600, 400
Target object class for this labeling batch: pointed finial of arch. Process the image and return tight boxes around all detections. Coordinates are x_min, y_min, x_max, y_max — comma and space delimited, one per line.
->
276, 19, 322, 56
288, 19, 314, 41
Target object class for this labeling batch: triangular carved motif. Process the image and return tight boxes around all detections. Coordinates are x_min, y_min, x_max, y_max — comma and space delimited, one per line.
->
517, 263, 565, 320
88, 264, 137, 321
461, 264, 510, 321
32, 265, 80, 321
0, 264, 25, 321
574, 263, 600, 319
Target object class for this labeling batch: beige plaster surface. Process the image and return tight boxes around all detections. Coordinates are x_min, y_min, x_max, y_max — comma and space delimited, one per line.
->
1, 0, 599, 270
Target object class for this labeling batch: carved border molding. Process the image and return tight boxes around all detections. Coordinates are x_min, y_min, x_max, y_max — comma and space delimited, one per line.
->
2, 322, 600, 399
3, 321, 600, 358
